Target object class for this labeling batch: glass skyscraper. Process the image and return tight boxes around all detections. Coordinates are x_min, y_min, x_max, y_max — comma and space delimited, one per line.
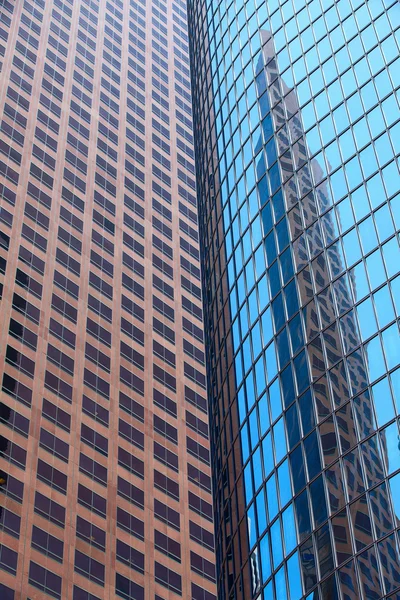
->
188, 0, 400, 599
0, 0, 216, 599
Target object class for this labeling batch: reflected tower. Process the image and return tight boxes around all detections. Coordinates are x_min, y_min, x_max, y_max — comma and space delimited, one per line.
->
188, 1, 400, 599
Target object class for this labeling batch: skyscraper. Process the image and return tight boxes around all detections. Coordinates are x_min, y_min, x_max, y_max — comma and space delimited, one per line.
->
188, 0, 400, 599
0, 0, 216, 599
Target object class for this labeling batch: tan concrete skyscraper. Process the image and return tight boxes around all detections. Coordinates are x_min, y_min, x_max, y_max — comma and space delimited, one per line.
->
0, 1, 216, 599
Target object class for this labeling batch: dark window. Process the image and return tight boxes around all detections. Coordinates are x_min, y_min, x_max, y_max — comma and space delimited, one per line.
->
153, 364, 176, 392
154, 469, 179, 501
2, 372, 32, 406
42, 399, 71, 432
118, 418, 144, 450
155, 530, 181, 562
0, 544, 17, 574
119, 391, 144, 422
153, 414, 177, 444
77, 484, 107, 518
116, 539, 144, 574
191, 583, 216, 600
81, 423, 108, 456
116, 507, 144, 540
34, 491, 65, 527
118, 446, 144, 479
44, 370, 73, 403
0, 583, 15, 600
153, 388, 177, 418
154, 561, 182, 596
0, 437, 26, 469
186, 411, 208, 439
0, 508, 21, 539
0, 402, 29, 437
29, 561, 62, 599
186, 437, 210, 465
82, 395, 109, 427
75, 550, 105, 586
190, 551, 216, 582
189, 521, 214, 551
154, 499, 180, 531
115, 573, 144, 600
0, 472, 24, 503
84, 368, 110, 399
188, 491, 213, 521
73, 586, 101, 600
31, 525, 64, 562
117, 475, 144, 509
79, 453, 107, 486
76, 516, 106, 551
39, 428, 69, 462
37, 459, 67, 494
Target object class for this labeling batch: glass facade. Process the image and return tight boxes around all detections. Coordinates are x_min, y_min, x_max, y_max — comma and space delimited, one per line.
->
0, 0, 216, 599
188, 0, 400, 599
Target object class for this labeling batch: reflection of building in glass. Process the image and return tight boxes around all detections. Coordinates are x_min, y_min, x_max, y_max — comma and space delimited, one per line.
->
188, 1, 400, 599
0, 1, 216, 599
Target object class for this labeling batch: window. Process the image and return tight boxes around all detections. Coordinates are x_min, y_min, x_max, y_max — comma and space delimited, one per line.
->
153, 388, 177, 418
191, 583, 216, 600
153, 364, 176, 392
31, 525, 64, 562
81, 423, 108, 456
153, 340, 175, 367
47, 343, 74, 375
153, 314, 175, 344
120, 341, 144, 370
190, 551, 216, 582
79, 453, 107, 486
189, 521, 214, 551
0, 508, 21, 539
116, 507, 144, 540
77, 484, 106, 518
37, 459, 67, 494
73, 586, 101, 600
153, 295, 175, 322
117, 475, 144, 509
75, 550, 105, 586
34, 491, 65, 527
118, 446, 144, 479
83, 368, 110, 399
153, 414, 177, 444
39, 428, 69, 462
0, 583, 15, 600
42, 399, 71, 432
154, 441, 178, 472
154, 469, 179, 501
115, 573, 144, 600
155, 530, 181, 562
184, 362, 206, 389
186, 411, 208, 439
0, 544, 17, 575
77, 521, 105, 553
82, 395, 109, 427
118, 418, 144, 450
85, 342, 110, 372
0, 472, 24, 503
119, 390, 144, 422
154, 562, 182, 596
0, 437, 26, 469
0, 401, 29, 436
2, 372, 32, 406
116, 539, 144, 574
29, 562, 62, 599
188, 491, 213, 521
183, 339, 204, 365
49, 318, 76, 349
44, 370, 73, 403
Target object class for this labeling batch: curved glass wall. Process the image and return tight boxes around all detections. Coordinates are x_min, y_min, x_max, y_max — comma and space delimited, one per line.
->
188, 0, 400, 599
